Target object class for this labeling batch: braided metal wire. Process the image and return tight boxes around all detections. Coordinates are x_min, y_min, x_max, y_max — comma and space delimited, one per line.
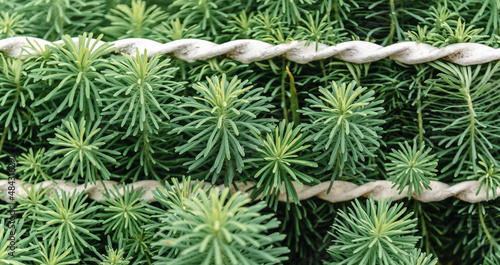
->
1, 179, 498, 203
1, 36, 500, 65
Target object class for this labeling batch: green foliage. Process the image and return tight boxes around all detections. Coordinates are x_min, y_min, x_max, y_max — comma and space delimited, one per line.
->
0, 55, 36, 139
46, 117, 120, 185
152, 18, 203, 42
386, 141, 438, 198
88, 234, 133, 265
467, 155, 500, 200
400, 249, 438, 265
327, 195, 419, 265
0, 219, 35, 264
20, 0, 104, 40
15, 185, 49, 229
301, 81, 385, 182
150, 176, 207, 210
484, 249, 500, 265
32, 190, 101, 258
0, 11, 26, 38
426, 61, 500, 178
257, 0, 316, 25
96, 185, 150, 240
99, 50, 181, 137
171, 74, 275, 184
1, 0, 500, 264
100, 0, 167, 40
32, 240, 80, 265
34, 33, 114, 121
297, 11, 346, 47
152, 187, 289, 264
168, 0, 238, 38
246, 120, 318, 210
16, 148, 51, 183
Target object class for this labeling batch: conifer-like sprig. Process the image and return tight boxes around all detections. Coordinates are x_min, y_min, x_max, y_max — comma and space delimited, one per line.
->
34, 33, 114, 121
16, 148, 51, 183
0, 219, 35, 264
386, 141, 438, 198
246, 120, 318, 210
97, 185, 150, 240
0, 11, 26, 38
301, 81, 385, 181
32, 190, 101, 258
327, 195, 419, 265
31, 240, 80, 265
88, 234, 132, 265
99, 49, 181, 137
467, 155, 500, 201
46, 116, 120, 185
400, 249, 438, 265
172, 74, 275, 184
0, 55, 36, 140
100, 0, 167, 40
153, 187, 289, 264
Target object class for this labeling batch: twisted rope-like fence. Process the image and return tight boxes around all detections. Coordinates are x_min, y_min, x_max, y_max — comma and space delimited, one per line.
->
1, 37, 499, 204
1, 179, 498, 204
1, 36, 500, 65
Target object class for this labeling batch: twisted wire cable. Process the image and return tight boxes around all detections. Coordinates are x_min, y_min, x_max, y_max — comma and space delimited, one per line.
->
1, 179, 498, 203
1, 36, 500, 65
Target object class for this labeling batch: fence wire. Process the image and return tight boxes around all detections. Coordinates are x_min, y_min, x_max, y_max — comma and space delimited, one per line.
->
1, 36, 500, 65
1, 36, 499, 203
1, 179, 498, 203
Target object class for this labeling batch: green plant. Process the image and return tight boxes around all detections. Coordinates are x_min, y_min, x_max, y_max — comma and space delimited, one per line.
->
301, 81, 385, 183
20, 0, 104, 40
34, 33, 114, 122
46, 117, 119, 185
246, 120, 318, 210
327, 195, 419, 265
256, 0, 316, 25
426, 61, 500, 178
100, 0, 167, 40
171, 74, 276, 184
15, 185, 49, 230
400, 249, 438, 265
16, 148, 51, 183
0, 11, 26, 38
1, 0, 500, 264
168, 0, 238, 38
31, 240, 80, 265
152, 187, 289, 264
467, 155, 500, 200
0, 55, 37, 152
32, 190, 101, 257
88, 234, 133, 265
386, 141, 438, 198
99, 50, 182, 137
0, 219, 35, 264
96, 185, 150, 240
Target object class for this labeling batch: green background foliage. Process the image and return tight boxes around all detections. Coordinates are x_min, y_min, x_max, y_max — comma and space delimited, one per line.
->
0, 0, 500, 264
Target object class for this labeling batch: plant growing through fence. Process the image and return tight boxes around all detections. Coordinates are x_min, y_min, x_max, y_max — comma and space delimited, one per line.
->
0, 0, 499, 264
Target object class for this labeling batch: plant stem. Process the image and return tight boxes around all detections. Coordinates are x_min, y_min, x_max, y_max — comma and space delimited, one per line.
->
388, 0, 396, 45
0, 126, 7, 156
478, 203, 499, 250
333, 0, 340, 28
286, 66, 300, 125
320, 59, 328, 88
417, 99, 424, 144
416, 201, 432, 254
281, 59, 288, 122
464, 86, 477, 172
